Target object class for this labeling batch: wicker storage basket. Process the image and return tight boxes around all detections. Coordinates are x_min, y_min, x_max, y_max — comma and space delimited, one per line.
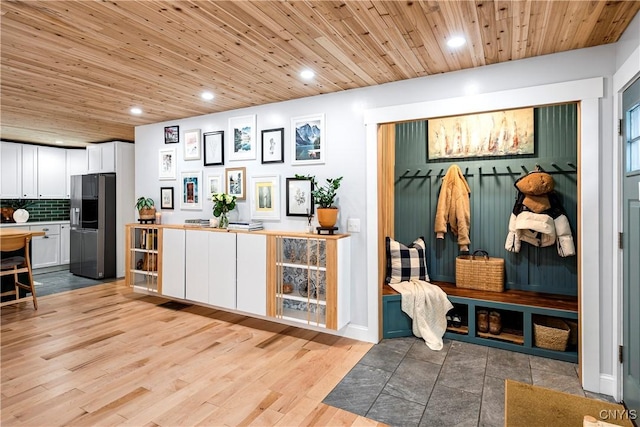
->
534, 316, 570, 351
455, 250, 504, 292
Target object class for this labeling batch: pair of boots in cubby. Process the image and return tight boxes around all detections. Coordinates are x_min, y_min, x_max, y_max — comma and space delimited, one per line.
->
478, 310, 502, 335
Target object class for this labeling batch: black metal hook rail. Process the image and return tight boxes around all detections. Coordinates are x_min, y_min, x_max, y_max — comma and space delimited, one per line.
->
396, 161, 577, 180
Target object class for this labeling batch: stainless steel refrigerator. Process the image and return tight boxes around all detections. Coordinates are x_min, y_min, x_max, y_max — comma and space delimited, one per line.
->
70, 173, 116, 279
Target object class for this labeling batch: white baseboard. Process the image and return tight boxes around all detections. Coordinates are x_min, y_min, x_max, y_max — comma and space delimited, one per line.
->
598, 374, 618, 400
342, 323, 378, 343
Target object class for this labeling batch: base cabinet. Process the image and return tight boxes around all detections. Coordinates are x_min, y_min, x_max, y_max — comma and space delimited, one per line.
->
237, 233, 267, 315
161, 228, 185, 299
267, 234, 350, 330
185, 230, 236, 309
125, 225, 350, 334
30, 224, 60, 268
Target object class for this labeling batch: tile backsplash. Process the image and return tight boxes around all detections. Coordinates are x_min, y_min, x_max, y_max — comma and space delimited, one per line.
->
0, 199, 70, 222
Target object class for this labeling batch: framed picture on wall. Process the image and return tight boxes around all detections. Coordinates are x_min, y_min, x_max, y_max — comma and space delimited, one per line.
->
225, 167, 246, 200
261, 127, 284, 164
427, 107, 535, 159
160, 187, 174, 210
164, 125, 179, 144
291, 113, 324, 165
180, 171, 202, 210
158, 148, 176, 180
184, 129, 201, 160
286, 177, 314, 217
228, 115, 256, 161
250, 174, 280, 220
207, 174, 223, 198
203, 130, 224, 166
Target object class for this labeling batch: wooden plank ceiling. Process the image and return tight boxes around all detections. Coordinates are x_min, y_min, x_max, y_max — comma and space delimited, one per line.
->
1, 0, 638, 147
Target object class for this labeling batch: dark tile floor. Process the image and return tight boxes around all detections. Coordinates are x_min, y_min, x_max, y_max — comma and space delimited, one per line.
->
324, 337, 615, 427
32, 269, 117, 297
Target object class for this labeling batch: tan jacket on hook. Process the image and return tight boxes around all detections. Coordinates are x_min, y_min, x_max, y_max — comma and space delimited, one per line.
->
434, 164, 471, 250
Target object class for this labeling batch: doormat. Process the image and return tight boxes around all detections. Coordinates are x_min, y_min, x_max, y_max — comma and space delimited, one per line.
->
505, 379, 634, 427
157, 301, 193, 311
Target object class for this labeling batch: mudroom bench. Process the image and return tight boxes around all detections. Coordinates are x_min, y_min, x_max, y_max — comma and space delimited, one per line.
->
383, 282, 578, 363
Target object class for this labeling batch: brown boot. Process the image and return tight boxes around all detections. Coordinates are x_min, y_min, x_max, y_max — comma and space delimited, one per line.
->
477, 310, 489, 333
489, 311, 502, 335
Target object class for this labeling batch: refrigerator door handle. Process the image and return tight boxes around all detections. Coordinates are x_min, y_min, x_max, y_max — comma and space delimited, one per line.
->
71, 207, 80, 227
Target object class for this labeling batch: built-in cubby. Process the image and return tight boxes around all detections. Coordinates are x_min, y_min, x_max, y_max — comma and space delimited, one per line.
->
383, 282, 578, 362
382, 103, 580, 363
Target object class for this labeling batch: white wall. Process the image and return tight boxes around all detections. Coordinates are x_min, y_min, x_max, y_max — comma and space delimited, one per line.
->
135, 32, 636, 396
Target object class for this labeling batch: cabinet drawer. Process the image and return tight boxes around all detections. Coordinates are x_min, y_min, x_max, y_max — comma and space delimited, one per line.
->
29, 224, 61, 235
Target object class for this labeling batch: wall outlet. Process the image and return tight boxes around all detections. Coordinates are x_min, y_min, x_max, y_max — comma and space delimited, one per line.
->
347, 218, 361, 233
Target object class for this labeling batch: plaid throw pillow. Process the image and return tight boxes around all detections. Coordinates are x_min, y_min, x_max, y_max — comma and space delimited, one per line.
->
386, 236, 430, 284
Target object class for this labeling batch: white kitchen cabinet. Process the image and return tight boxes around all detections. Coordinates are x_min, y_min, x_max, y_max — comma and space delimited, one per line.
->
208, 232, 237, 309
21, 144, 38, 198
65, 149, 87, 198
1, 141, 22, 198
87, 142, 116, 173
30, 224, 60, 269
37, 146, 66, 198
185, 230, 237, 309
185, 230, 209, 304
60, 223, 70, 264
161, 228, 185, 299
237, 233, 267, 315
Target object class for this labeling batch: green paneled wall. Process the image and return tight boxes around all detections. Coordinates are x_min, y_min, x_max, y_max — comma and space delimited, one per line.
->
394, 103, 578, 296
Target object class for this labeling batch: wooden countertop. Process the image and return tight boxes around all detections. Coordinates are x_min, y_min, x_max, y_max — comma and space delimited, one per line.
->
0, 228, 45, 237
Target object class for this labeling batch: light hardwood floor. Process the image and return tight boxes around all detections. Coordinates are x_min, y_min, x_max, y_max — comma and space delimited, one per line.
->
1, 281, 382, 426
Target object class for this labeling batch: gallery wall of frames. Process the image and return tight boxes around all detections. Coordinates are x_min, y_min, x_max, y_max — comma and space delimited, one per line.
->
147, 112, 327, 226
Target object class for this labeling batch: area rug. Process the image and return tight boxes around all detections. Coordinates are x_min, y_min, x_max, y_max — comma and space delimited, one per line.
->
505, 379, 634, 427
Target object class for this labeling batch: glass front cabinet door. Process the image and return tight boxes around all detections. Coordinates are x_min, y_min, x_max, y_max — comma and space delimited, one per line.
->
268, 233, 350, 330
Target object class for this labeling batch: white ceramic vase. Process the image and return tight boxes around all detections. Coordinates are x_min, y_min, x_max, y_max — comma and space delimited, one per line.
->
13, 208, 29, 223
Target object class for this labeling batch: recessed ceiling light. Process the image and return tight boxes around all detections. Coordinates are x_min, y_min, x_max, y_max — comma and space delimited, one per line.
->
55, 140, 64, 145
300, 69, 315, 80
201, 91, 214, 101
130, 107, 142, 115
447, 36, 466, 48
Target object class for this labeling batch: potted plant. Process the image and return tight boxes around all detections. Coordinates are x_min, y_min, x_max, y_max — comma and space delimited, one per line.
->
135, 196, 156, 220
296, 175, 343, 228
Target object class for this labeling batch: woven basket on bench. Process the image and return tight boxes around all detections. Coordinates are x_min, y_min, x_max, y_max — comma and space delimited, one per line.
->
455, 250, 504, 292
533, 316, 571, 351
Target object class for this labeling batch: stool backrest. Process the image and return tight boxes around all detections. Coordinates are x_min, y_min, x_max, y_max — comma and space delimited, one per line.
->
1, 233, 32, 252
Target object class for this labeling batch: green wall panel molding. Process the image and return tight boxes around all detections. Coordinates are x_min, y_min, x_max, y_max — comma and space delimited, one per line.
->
394, 103, 578, 296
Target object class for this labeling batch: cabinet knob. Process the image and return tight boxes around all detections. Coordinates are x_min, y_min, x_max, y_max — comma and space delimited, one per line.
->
43, 228, 49, 231
43, 236, 49, 239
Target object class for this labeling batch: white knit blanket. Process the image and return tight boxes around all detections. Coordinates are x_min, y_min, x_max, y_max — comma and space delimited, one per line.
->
389, 280, 453, 350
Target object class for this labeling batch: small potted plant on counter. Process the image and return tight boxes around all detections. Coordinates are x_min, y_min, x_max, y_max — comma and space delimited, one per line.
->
296, 174, 343, 228
135, 196, 156, 221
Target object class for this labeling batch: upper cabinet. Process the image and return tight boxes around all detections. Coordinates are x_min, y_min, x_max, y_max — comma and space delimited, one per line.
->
0, 142, 37, 198
66, 149, 87, 198
87, 142, 116, 173
0, 141, 23, 198
37, 146, 66, 198
21, 144, 38, 198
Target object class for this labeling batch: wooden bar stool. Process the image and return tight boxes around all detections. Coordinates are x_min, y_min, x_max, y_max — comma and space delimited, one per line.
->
0, 232, 38, 309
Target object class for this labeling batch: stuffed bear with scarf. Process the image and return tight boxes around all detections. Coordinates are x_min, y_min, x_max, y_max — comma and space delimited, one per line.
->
505, 171, 576, 257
